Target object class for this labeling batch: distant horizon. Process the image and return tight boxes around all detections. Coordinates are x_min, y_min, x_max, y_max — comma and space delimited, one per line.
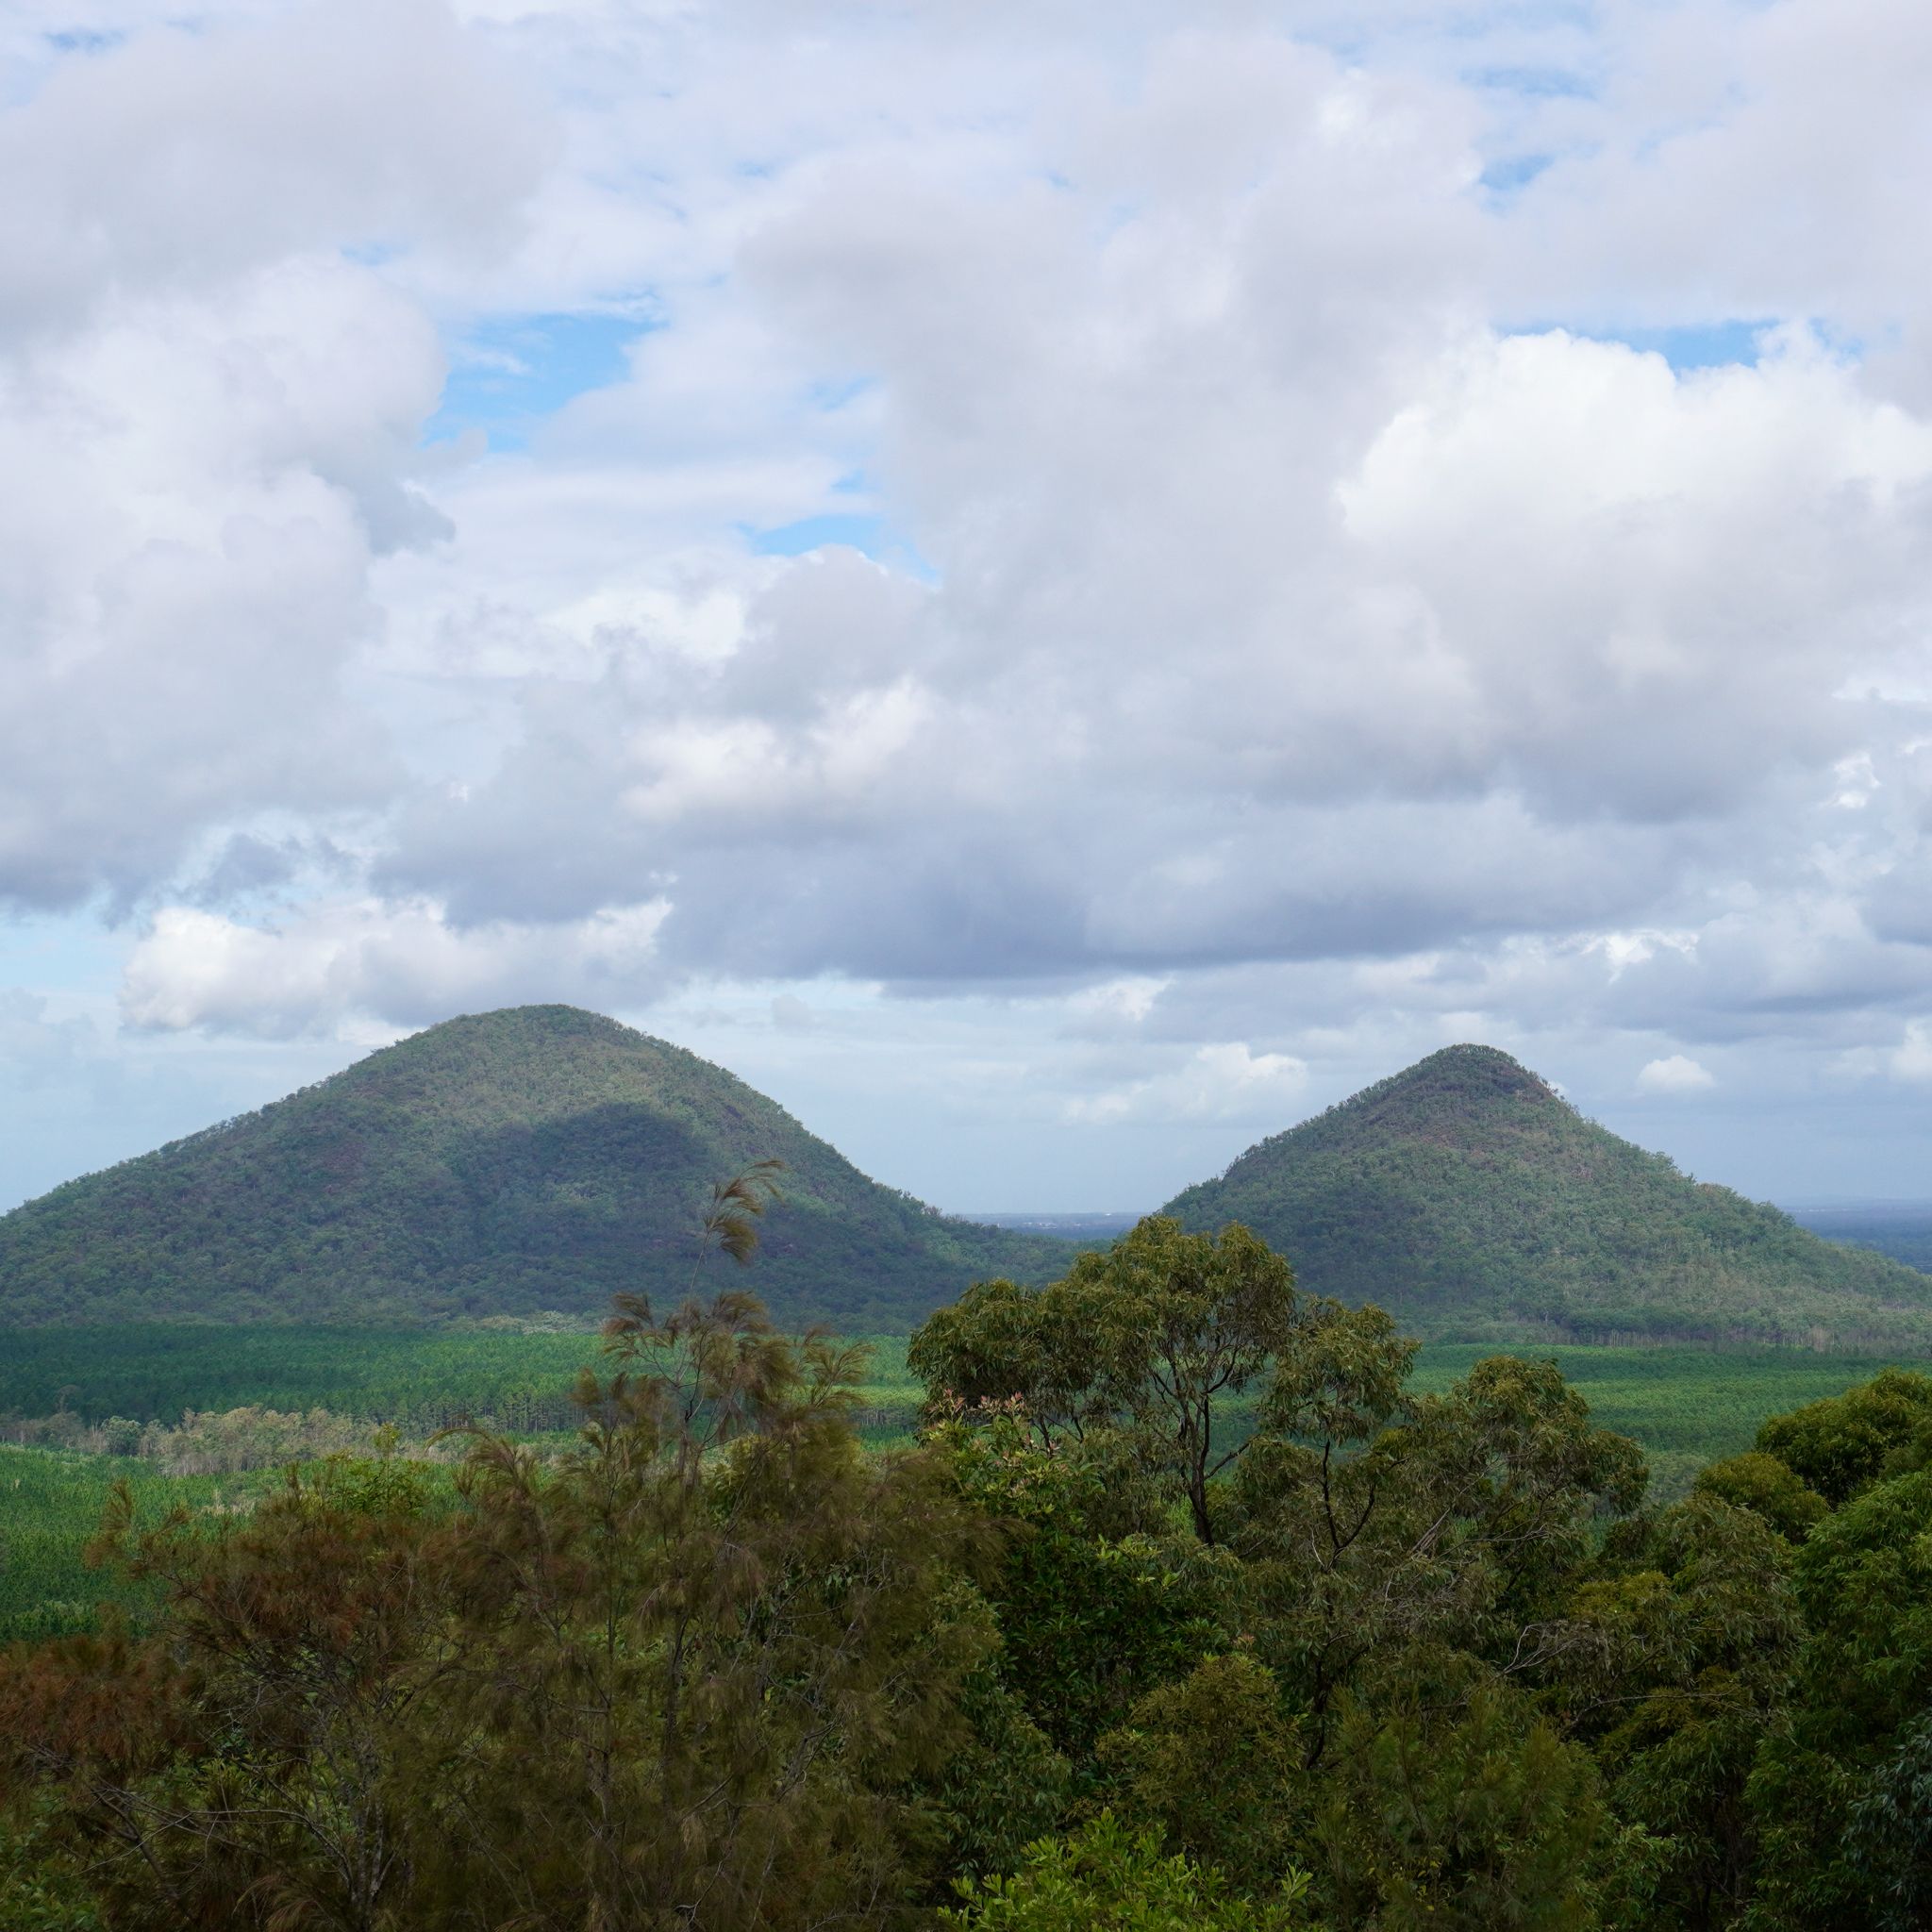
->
973, 1200, 1932, 1223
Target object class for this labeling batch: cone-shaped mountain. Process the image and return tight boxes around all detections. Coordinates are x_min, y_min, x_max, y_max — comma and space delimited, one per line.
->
1163, 1043, 1932, 1347
0, 1006, 1070, 1328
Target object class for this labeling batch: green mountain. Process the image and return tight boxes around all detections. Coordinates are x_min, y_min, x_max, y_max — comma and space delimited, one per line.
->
0, 1006, 1071, 1329
1164, 1043, 1932, 1349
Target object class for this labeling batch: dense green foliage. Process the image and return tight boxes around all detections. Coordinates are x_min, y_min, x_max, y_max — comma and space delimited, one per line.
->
0, 1006, 1069, 1329
1407, 1344, 1932, 1499
1164, 1043, 1932, 1348
12, 1017, 1923, 1355
0, 1292, 1019, 1931
11, 1207, 1932, 1926
941, 1812, 1310, 1929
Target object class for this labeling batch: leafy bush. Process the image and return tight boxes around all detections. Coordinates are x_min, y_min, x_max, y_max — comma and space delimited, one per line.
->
941, 1813, 1313, 1931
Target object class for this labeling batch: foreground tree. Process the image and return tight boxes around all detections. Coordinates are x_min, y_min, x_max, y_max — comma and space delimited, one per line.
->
0, 1453, 455, 1931
1555, 1492, 1801, 1931
416, 1290, 991, 1929
912, 1216, 1320, 1541
1748, 1465, 1932, 1930
941, 1811, 1312, 1932
0, 1179, 995, 1931
1753, 1369, 1932, 1507
33, 1205, 1932, 1929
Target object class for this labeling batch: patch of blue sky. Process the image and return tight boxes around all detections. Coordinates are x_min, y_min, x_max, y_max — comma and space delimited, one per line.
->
1480, 153, 1555, 195
0, 908, 126, 1003
746, 512, 937, 581
808, 375, 874, 412
1502, 317, 1782, 373
425, 309, 656, 453
1296, 0, 1596, 68
752, 513, 887, 557
1464, 65, 1594, 99
45, 27, 125, 55
1605, 321, 1775, 370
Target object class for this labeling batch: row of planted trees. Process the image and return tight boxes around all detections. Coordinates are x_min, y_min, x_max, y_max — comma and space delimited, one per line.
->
7, 1195, 1932, 1928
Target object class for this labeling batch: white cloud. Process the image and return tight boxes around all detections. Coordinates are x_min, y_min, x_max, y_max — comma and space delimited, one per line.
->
121, 898, 671, 1039
352, 24, 1932, 1028
1637, 1054, 1717, 1095
0, 4, 548, 914
1068, 1042, 1310, 1126
1890, 1021, 1932, 1085
0, 259, 424, 909
7, 0, 1932, 1207
0, 0, 543, 339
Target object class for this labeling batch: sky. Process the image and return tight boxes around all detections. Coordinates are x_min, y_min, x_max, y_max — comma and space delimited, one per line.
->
4, 0, 1932, 1217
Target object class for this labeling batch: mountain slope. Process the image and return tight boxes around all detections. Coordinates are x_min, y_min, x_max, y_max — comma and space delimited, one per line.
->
0, 1007, 1071, 1328
1164, 1043, 1932, 1348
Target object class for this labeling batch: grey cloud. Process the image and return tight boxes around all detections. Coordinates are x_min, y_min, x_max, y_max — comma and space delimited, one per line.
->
13, 0, 1932, 1182
372, 49, 1932, 1005
0, 0, 548, 340
0, 0, 551, 915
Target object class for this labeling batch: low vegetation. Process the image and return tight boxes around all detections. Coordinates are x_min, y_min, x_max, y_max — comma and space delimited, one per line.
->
0, 1447, 285, 1646
1, 1325, 1911, 1493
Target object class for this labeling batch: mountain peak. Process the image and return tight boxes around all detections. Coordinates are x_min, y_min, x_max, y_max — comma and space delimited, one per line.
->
1365, 1042, 1559, 1107
1165, 1048, 1932, 1348
408, 1004, 631, 1041
0, 1007, 1067, 1328
1404, 1041, 1540, 1079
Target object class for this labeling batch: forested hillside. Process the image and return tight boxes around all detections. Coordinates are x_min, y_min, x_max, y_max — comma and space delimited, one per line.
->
1165, 1043, 1932, 1348
0, 1006, 1069, 1328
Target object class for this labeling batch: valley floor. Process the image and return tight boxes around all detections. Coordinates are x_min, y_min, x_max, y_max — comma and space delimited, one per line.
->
3, 1325, 1921, 1643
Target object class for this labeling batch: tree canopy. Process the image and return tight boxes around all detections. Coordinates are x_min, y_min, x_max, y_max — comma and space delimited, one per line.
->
7, 1204, 1932, 1928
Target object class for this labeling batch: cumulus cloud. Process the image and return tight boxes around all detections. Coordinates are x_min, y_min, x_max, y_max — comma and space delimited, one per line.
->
121, 899, 670, 1038
1068, 1042, 1310, 1126
0, 3, 546, 914
1890, 1022, 1932, 1085
0, 0, 542, 339
7, 0, 1932, 1205
1637, 1054, 1717, 1094
372, 127, 1932, 1008
0, 260, 435, 910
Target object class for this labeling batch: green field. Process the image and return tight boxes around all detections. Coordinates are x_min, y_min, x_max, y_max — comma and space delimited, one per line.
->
0, 1446, 286, 1642
1, 1326, 1913, 1464
1405, 1343, 1927, 1496
3, 1328, 1924, 1644
0, 1325, 924, 1437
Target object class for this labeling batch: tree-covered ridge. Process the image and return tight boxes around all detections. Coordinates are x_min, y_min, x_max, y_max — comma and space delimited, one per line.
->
1163, 1043, 1932, 1348
0, 1005, 1070, 1329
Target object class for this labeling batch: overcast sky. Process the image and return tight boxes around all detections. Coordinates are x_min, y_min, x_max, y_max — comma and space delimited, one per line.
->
4, 0, 1931, 1215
